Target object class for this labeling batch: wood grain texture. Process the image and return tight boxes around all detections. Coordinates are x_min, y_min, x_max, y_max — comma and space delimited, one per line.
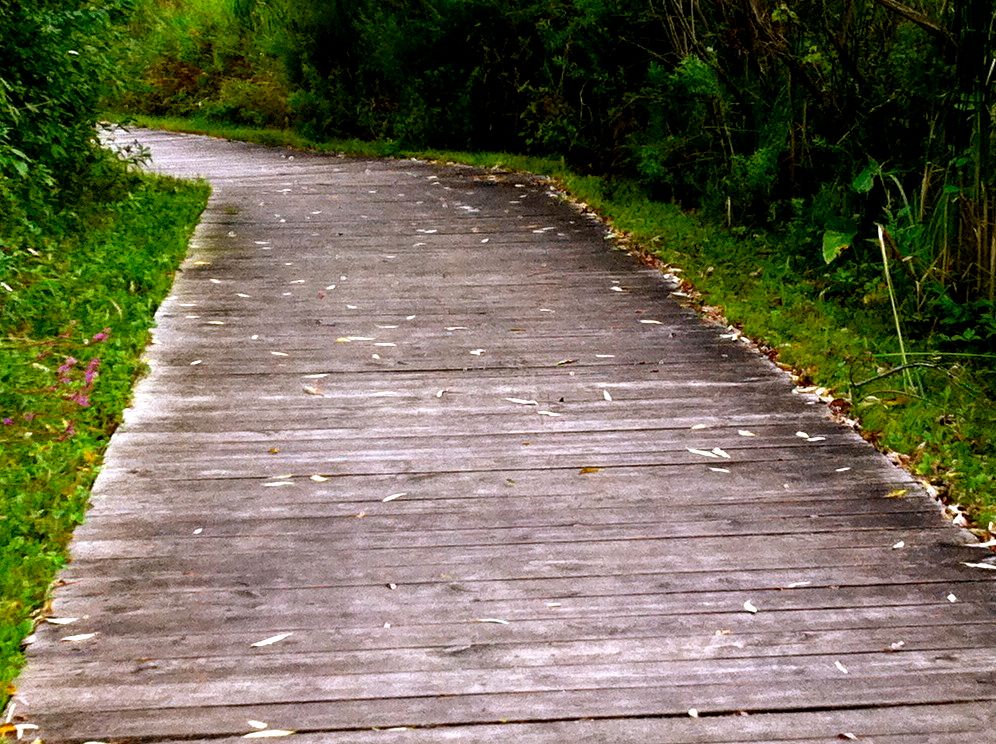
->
8, 129, 994, 743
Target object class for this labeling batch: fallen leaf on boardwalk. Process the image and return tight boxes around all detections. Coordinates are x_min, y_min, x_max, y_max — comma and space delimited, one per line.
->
708, 467, 731, 473
737, 430, 756, 437
962, 562, 996, 570
44, 617, 79, 625
247, 721, 268, 730
243, 730, 295, 738
383, 492, 407, 502
691, 423, 709, 430
687, 448, 722, 459
556, 358, 577, 366
835, 660, 849, 674
268, 447, 281, 454
639, 319, 663, 324
250, 632, 293, 647
711, 447, 731, 459
504, 397, 538, 406
309, 475, 328, 482
839, 734, 859, 741
947, 593, 958, 602
61, 633, 97, 642
967, 538, 996, 548
885, 489, 908, 499
743, 601, 758, 614
470, 349, 485, 356
302, 386, 322, 396
537, 410, 562, 417
892, 541, 905, 549
476, 618, 510, 625
579, 467, 602, 475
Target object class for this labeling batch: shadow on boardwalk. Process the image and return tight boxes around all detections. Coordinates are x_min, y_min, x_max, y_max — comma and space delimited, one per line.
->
9, 130, 994, 742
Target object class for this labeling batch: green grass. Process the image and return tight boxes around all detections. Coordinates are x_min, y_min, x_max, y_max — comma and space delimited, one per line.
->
0, 168, 208, 700
115, 114, 996, 534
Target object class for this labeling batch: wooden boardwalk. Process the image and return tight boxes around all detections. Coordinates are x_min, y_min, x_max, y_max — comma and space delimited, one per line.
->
9, 130, 994, 742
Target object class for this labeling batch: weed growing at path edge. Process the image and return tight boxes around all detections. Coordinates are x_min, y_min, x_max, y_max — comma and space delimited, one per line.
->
0, 172, 208, 700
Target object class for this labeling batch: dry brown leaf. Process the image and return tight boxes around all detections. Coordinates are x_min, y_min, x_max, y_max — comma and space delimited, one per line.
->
885, 489, 908, 499
579, 467, 602, 475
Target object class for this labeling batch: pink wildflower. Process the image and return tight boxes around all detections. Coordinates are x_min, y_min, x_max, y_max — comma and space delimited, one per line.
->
84, 358, 100, 385
91, 327, 111, 343
57, 357, 78, 375
2, 417, 13, 426
71, 393, 90, 408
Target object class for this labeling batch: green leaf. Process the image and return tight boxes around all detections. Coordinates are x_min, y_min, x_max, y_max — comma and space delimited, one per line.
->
852, 161, 878, 193
822, 230, 856, 263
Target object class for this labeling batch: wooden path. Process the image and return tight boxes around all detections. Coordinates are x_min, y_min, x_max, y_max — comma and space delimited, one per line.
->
9, 130, 994, 742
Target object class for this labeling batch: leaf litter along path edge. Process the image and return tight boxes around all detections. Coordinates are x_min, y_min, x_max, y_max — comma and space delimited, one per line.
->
7, 129, 994, 743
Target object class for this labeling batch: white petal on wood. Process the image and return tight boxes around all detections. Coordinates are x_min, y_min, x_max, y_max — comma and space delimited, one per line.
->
690, 423, 709, 430
602, 389, 612, 401
711, 447, 731, 459
504, 397, 538, 406
60, 633, 97, 642
247, 721, 269, 730
795, 431, 810, 439
302, 386, 323, 396
262, 481, 295, 488
892, 541, 905, 549
469, 349, 485, 356
962, 562, 996, 570
250, 633, 293, 648
475, 618, 510, 625
708, 467, 731, 473
383, 492, 407, 502
947, 593, 958, 602
638, 319, 663, 324
687, 448, 722, 459
835, 660, 849, 674
737, 430, 756, 437
743, 600, 758, 614
537, 410, 562, 417
309, 475, 328, 482
44, 617, 79, 625
243, 730, 295, 738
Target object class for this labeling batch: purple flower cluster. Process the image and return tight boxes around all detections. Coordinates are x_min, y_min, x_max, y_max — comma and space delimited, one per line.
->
2, 326, 112, 441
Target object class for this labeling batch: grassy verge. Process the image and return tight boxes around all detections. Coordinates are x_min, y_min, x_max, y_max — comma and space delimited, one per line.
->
116, 115, 995, 534
0, 169, 208, 701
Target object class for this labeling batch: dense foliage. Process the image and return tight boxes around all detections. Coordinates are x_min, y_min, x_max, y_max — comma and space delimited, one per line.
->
117, 2, 995, 311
